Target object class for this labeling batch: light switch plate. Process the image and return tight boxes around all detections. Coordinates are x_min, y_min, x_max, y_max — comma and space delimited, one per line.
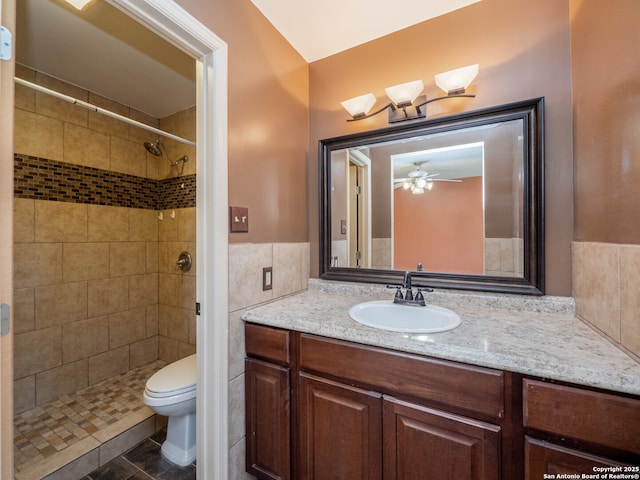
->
230, 206, 249, 233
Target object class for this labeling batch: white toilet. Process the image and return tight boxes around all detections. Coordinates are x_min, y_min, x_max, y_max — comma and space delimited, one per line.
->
143, 354, 197, 466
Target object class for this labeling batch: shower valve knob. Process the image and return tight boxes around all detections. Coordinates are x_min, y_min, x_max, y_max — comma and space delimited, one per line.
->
176, 251, 192, 272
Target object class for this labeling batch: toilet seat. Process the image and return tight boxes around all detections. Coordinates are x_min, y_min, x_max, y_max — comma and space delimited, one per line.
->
145, 354, 196, 397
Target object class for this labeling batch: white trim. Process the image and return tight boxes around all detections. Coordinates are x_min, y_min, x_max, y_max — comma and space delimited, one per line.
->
106, 2, 229, 479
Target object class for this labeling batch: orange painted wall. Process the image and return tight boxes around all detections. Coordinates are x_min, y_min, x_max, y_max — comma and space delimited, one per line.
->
394, 177, 484, 273
176, 0, 310, 243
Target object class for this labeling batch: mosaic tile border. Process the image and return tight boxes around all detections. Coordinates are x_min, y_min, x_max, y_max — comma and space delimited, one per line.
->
14, 154, 195, 209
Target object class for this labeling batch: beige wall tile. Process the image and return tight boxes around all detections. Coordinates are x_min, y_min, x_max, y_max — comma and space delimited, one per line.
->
177, 208, 196, 242
88, 346, 129, 385
146, 304, 159, 337
130, 273, 159, 309
88, 205, 129, 242
159, 304, 189, 342
129, 337, 159, 369
158, 336, 180, 363
87, 93, 129, 138
499, 238, 515, 272
14, 287, 35, 334
229, 243, 274, 312
14, 109, 64, 160
130, 209, 158, 242
572, 242, 584, 316
110, 242, 146, 277
229, 374, 246, 447
620, 245, 640, 356
146, 241, 159, 273
14, 376, 36, 415
35, 281, 87, 328
88, 277, 129, 317
35, 200, 88, 243
580, 242, 620, 340
64, 123, 111, 170
229, 438, 254, 480
273, 243, 304, 298
188, 312, 196, 345
63, 316, 109, 363
14, 198, 35, 243
229, 310, 246, 381
36, 73, 89, 126
14, 326, 62, 379
63, 242, 110, 282
158, 210, 178, 241
129, 110, 159, 144
109, 308, 146, 349
35, 359, 88, 405
111, 136, 147, 177
302, 242, 310, 289
178, 342, 196, 359
14, 65, 36, 112
14, 242, 63, 288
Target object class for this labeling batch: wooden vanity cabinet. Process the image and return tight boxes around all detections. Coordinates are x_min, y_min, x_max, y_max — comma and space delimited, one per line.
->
523, 378, 640, 478
245, 324, 292, 480
245, 323, 520, 480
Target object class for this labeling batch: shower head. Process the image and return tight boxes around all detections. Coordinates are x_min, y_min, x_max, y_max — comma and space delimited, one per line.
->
143, 139, 189, 167
144, 140, 163, 157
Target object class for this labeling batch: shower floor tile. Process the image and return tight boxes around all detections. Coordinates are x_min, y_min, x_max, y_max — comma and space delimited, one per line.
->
14, 360, 166, 479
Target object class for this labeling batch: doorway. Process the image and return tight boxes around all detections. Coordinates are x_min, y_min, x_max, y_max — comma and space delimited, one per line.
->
2, 1, 229, 478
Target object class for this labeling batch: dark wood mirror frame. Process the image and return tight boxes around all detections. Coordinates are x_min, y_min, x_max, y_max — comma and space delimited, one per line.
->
319, 97, 545, 295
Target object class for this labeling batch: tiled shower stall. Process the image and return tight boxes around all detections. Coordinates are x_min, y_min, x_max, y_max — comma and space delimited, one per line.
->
12, 64, 197, 415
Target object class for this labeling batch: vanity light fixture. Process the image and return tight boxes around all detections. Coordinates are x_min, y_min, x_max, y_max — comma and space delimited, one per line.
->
342, 64, 479, 123
64, 0, 93, 10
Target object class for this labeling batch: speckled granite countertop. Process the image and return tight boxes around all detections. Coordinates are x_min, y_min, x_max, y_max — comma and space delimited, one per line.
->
242, 280, 640, 396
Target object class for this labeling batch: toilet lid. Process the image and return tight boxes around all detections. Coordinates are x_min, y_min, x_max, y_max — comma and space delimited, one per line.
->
146, 354, 196, 395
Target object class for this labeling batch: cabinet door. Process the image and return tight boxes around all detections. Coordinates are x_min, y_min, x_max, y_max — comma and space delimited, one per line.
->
299, 373, 382, 480
383, 397, 501, 480
525, 437, 628, 479
245, 358, 291, 480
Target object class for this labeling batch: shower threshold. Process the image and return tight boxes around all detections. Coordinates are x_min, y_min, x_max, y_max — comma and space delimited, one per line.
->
14, 360, 167, 480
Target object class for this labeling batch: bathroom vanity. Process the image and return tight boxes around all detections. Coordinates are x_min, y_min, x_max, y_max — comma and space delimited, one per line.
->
242, 282, 640, 480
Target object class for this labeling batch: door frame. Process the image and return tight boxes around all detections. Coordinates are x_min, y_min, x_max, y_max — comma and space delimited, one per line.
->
108, 2, 230, 479
0, 1, 231, 479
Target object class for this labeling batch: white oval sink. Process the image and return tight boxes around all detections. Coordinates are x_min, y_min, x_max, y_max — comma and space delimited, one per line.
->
349, 300, 461, 333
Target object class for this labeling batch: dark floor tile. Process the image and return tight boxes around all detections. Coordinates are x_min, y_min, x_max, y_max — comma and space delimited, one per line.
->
124, 439, 174, 477
149, 429, 166, 446
127, 472, 154, 480
154, 464, 196, 480
87, 456, 138, 480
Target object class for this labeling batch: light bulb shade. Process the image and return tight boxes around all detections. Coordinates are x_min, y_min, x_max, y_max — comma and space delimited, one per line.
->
65, 0, 93, 9
341, 93, 377, 118
411, 185, 424, 194
435, 64, 479, 94
385, 80, 424, 107
426, 181, 434, 191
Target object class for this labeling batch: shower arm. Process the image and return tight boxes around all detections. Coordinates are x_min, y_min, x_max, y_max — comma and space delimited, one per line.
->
150, 139, 188, 166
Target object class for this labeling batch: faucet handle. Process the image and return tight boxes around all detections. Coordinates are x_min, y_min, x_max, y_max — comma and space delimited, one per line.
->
386, 285, 404, 300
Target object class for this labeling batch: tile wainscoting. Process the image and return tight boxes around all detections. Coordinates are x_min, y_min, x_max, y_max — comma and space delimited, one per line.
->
573, 241, 640, 361
227, 241, 310, 480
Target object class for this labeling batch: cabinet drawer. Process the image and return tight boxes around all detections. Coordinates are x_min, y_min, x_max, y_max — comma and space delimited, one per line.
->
523, 379, 640, 454
245, 323, 291, 366
299, 334, 504, 420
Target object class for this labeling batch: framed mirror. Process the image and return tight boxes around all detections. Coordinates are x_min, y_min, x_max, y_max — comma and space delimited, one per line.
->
319, 97, 545, 295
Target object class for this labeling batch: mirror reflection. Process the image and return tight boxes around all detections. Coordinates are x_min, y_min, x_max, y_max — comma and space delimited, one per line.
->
331, 120, 524, 277
320, 98, 544, 295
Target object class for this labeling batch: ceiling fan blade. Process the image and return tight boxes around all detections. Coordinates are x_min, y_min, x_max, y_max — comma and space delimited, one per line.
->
431, 178, 462, 182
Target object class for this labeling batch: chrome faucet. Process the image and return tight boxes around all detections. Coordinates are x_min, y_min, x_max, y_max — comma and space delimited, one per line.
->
387, 271, 432, 307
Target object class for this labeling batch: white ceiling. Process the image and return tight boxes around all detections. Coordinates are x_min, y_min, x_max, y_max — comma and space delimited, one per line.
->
250, 0, 481, 62
16, 0, 480, 118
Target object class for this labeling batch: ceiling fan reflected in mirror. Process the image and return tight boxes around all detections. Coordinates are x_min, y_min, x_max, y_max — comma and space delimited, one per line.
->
394, 161, 462, 194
